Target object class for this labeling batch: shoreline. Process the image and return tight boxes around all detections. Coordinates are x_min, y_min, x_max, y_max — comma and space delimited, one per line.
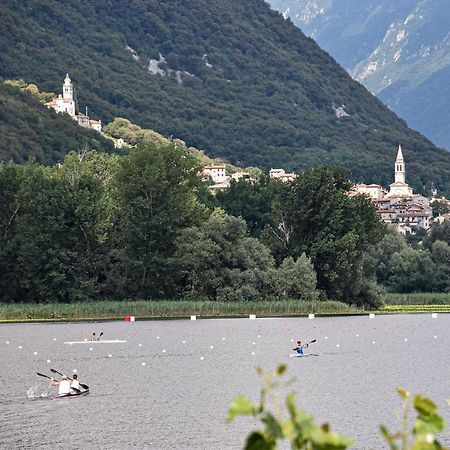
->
1, 302, 449, 324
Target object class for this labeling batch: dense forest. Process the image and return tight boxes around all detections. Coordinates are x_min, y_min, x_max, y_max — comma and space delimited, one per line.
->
1, 0, 450, 194
0, 83, 113, 163
1, 143, 449, 305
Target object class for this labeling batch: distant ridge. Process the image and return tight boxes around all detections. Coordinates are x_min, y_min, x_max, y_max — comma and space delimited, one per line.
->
1, 0, 450, 193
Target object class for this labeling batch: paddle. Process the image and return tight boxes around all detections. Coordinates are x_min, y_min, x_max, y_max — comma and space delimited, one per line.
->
292, 339, 316, 351
50, 369, 89, 390
98, 332, 103, 340
36, 372, 81, 393
36, 372, 52, 380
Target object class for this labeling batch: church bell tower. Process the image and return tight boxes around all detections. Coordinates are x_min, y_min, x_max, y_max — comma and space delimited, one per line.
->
394, 144, 406, 184
63, 73, 73, 101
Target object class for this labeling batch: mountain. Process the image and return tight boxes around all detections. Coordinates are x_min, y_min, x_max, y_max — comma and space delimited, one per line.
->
0, 82, 113, 163
1, 0, 450, 194
269, 0, 450, 150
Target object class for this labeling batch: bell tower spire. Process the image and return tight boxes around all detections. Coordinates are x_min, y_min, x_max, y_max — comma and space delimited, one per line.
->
63, 73, 73, 101
394, 144, 405, 184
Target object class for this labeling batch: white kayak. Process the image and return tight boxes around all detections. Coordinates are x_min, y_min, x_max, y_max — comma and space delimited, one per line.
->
64, 339, 127, 345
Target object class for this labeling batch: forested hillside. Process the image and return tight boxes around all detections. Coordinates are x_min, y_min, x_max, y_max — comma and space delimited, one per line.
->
0, 83, 113, 163
269, 0, 450, 151
1, 0, 450, 193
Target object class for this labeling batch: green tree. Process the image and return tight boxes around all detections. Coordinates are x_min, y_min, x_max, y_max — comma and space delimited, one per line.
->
364, 227, 408, 285
431, 200, 449, 218
272, 255, 319, 301
268, 167, 385, 305
0, 162, 22, 301
174, 210, 275, 300
103, 118, 170, 147
7, 159, 109, 302
384, 247, 436, 293
423, 221, 450, 248
430, 240, 450, 292
216, 176, 274, 237
113, 142, 208, 298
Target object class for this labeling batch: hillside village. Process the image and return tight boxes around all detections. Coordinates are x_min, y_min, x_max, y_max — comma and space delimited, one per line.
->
44, 74, 449, 234
204, 145, 450, 234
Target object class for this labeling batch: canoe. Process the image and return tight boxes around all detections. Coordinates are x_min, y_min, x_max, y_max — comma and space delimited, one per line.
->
64, 340, 127, 345
52, 388, 90, 399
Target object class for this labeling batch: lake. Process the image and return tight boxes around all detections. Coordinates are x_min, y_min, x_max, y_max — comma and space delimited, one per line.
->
0, 314, 449, 449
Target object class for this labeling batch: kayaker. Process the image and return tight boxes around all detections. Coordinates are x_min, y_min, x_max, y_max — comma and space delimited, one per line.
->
91, 332, 102, 341
70, 374, 81, 392
293, 340, 308, 355
51, 375, 72, 396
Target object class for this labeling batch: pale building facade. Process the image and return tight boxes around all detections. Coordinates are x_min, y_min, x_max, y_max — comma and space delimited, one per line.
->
269, 168, 297, 182
45, 74, 102, 132
353, 183, 385, 199
202, 165, 227, 183
231, 172, 250, 181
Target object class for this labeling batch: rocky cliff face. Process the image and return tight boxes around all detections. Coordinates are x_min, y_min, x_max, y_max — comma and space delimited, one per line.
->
270, 0, 450, 150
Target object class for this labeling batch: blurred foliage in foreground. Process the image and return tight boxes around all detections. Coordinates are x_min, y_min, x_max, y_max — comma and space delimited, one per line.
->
228, 365, 448, 449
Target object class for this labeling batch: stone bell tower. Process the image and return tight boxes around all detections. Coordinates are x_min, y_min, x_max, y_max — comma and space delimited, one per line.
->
63, 73, 73, 101
394, 144, 406, 184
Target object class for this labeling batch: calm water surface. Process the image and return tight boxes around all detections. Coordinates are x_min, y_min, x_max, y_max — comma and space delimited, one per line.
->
0, 314, 449, 449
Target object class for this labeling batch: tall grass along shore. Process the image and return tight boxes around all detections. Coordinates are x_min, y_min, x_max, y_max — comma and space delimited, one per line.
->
0, 300, 351, 322
1, 294, 449, 322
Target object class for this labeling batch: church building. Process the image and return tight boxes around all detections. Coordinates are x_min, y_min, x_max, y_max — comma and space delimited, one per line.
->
386, 145, 413, 198
45, 74, 102, 132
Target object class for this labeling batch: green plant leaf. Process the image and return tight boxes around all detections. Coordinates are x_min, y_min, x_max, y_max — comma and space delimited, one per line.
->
308, 426, 354, 449
285, 392, 298, 417
276, 364, 287, 376
415, 413, 445, 435
379, 425, 399, 450
414, 395, 437, 416
227, 395, 255, 422
410, 436, 443, 450
244, 431, 274, 450
261, 412, 283, 439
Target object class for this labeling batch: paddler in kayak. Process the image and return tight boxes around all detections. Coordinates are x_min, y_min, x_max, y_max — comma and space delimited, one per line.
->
51, 375, 72, 396
70, 374, 82, 392
293, 340, 309, 356
91, 332, 103, 341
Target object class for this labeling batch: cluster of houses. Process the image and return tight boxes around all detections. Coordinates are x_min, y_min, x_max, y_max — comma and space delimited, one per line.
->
201, 165, 297, 191
45, 74, 102, 132
351, 145, 435, 234
204, 146, 448, 234
200, 165, 255, 192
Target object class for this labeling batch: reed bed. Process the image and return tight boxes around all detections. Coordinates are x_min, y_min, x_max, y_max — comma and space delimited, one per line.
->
384, 293, 450, 305
380, 304, 450, 313
0, 299, 351, 321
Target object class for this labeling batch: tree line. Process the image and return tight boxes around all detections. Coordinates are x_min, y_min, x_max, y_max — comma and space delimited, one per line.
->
1, 142, 449, 305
